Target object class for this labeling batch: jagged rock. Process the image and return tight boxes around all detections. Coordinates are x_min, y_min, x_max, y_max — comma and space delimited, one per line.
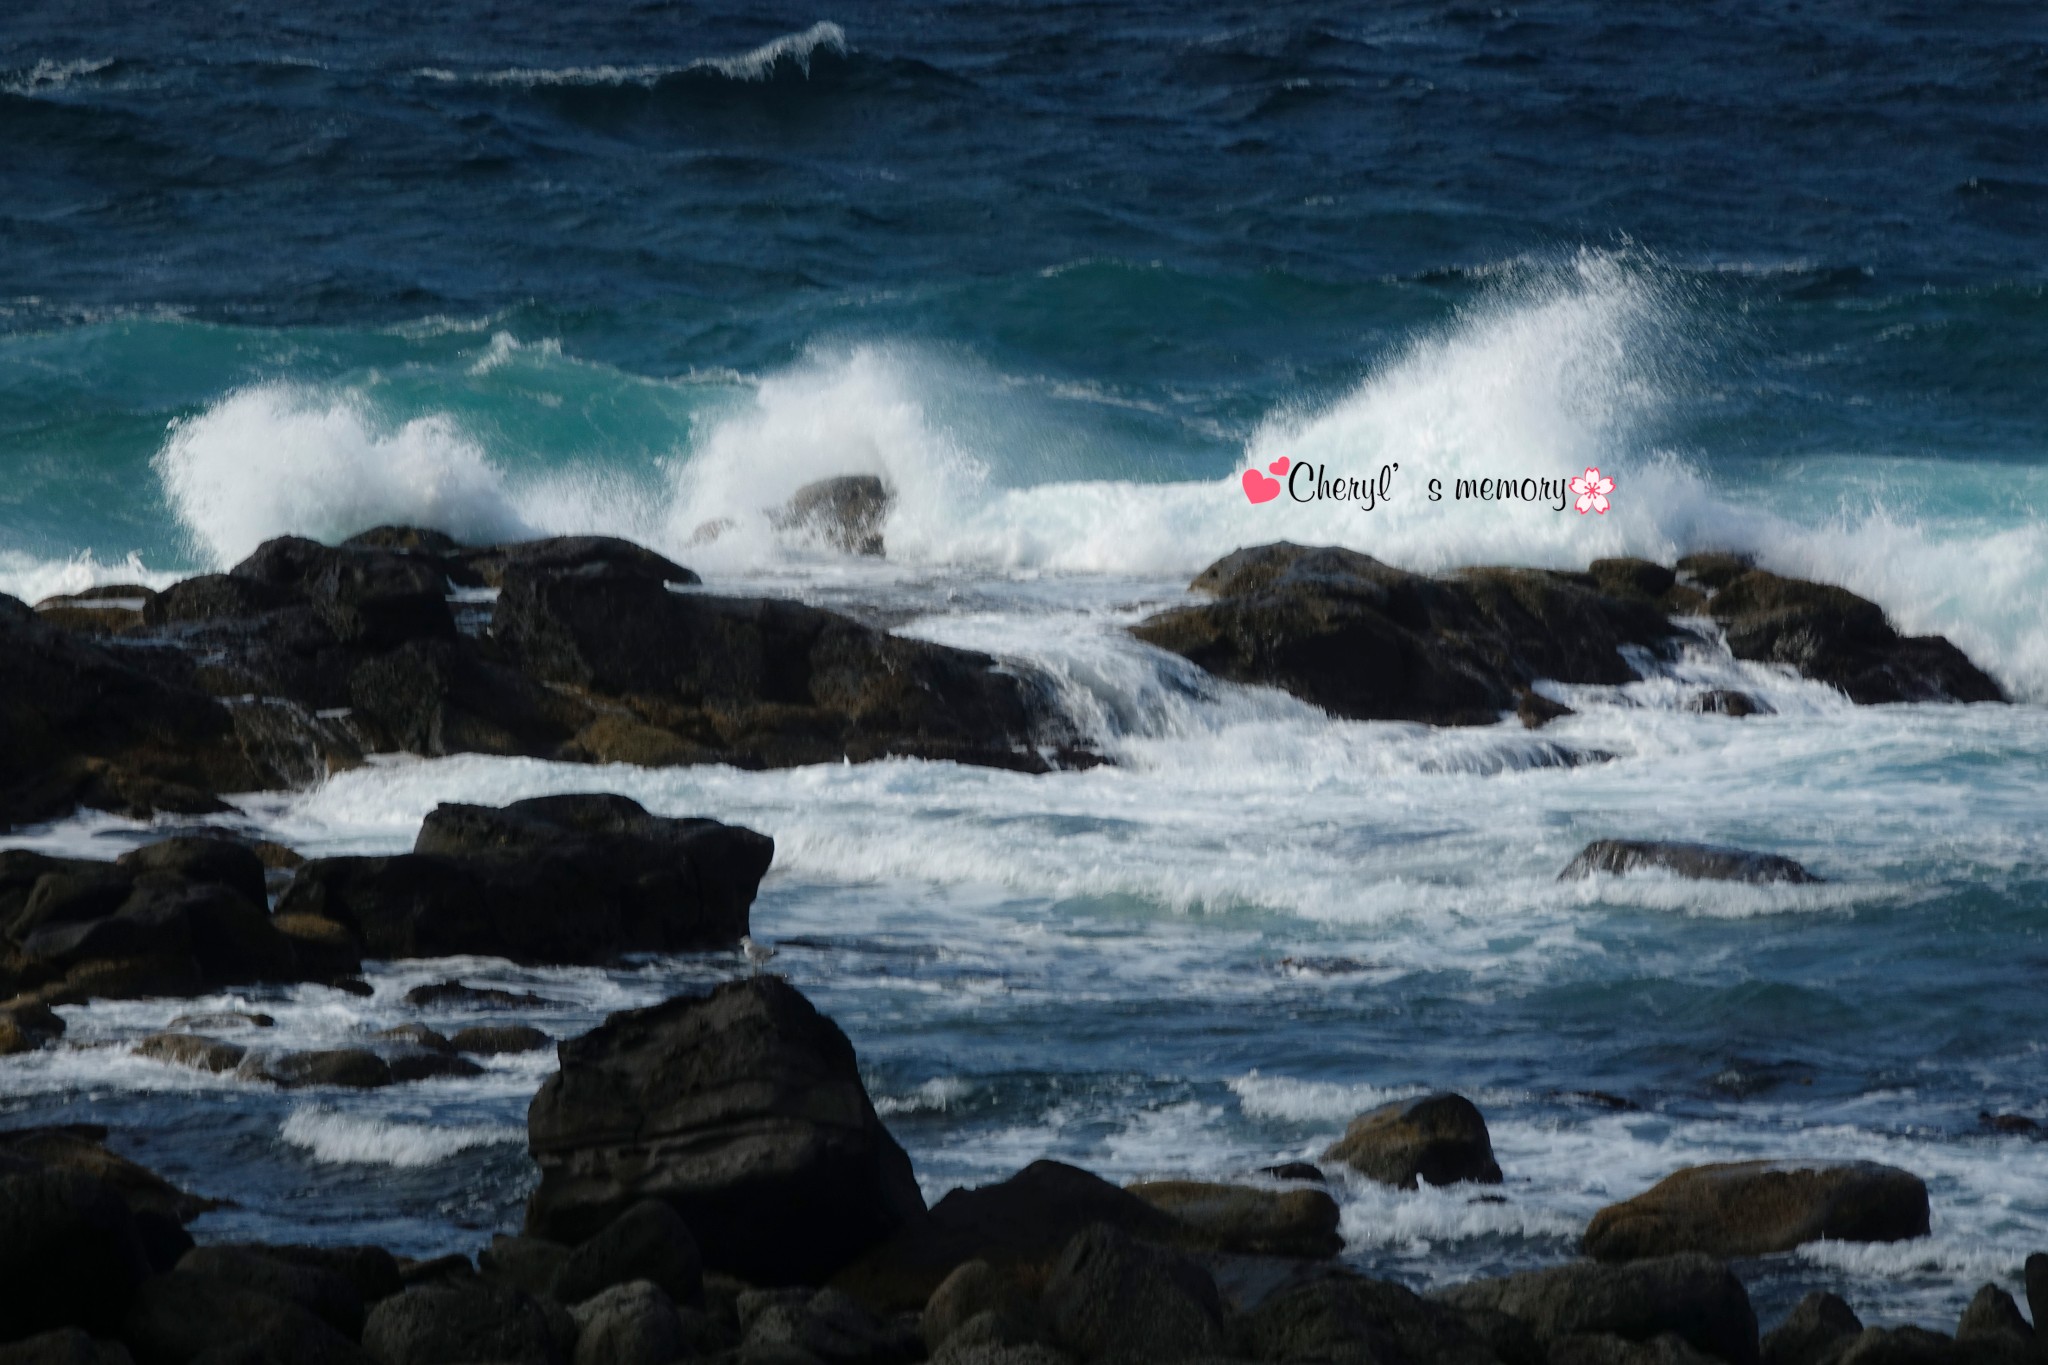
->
1238, 1270, 1510, 1364
1582, 1161, 1929, 1261
449, 1024, 549, 1055
1676, 554, 1754, 592
0, 1000, 66, 1054
0, 594, 269, 830
773, 476, 890, 557
461, 535, 697, 590
135, 1032, 248, 1073
1124, 1180, 1342, 1258
551, 1199, 703, 1307
1040, 1225, 1226, 1364
1955, 1283, 2033, 1351
0, 1328, 136, 1364
1761, 1292, 1862, 1365
228, 535, 456, 650
1322, 1093, 1503, 1189
360, 1280, 570, 1365
1130, 544, 1679, 726
1517, 690, 1575, 728
1560, 840, 1819, 885
1705, 568, 2004, 705
834, 1161, 1183, 1313
525, 977, 926, 1285
1437, 1254, 1758, 1365
569, 1281, 689, 1365
277, 794, 772, 964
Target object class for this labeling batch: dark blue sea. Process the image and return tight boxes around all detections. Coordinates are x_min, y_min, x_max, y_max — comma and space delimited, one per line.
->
4, 0, 2047, 1330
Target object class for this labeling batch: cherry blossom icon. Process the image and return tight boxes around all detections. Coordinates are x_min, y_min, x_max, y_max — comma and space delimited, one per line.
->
1570, 466, 1615, 515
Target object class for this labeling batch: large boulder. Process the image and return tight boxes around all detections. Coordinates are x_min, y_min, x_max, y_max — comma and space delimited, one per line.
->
1437, 1255, 1759, 1365
275, 793, 773, 963
0, 1159, 152, 1341
550, 1199, 703, 1307
493, 560, 1070, 771
567, 1281, 689, 1365
176, 1245, 368, 1338
1560, 840, 1820, 885
360, 1280, 568, 1365
119, 1270, 370, 1365
0, 595, 271, 830
1039, 1225, 1226, 1364
1237, 1271, 1510, 1364
1703, 568, 2004, 705
1129, 544, 1678, 725
523, 977, 927, 1284
1124, 1180, 1342, 1258
1322, 1093, 1503, 1189
833, 1161, 1183, 1313
1581, 1161, 1930, 1261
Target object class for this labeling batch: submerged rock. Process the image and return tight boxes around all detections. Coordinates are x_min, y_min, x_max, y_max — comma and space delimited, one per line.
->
277, 793, 773, 964
524, 976, 927, 1285
1322, 1093, 1504, 1190
772, 475, 891, 557
1582, 1161, 1930, 1262
1560, 839, 1820, 885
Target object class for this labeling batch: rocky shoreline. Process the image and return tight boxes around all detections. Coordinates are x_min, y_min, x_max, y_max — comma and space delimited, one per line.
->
0, 526, 2026, 1362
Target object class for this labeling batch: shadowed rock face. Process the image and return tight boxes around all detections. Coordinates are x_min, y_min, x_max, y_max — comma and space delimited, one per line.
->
524, 977, 927, 1285
14, 530, 1085, 831
276, 793, 773, 965
1437, 1254, 1761, 1365
1130, 543, 1681, 725
1582, 1161, 1930, 1262
1559, 840, 1820, 885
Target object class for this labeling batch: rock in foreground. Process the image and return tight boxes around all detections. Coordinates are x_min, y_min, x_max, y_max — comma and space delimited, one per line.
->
276, 793, 773, 964
1559, 840, 1820, 885
524, 976, 926, 1284
1583, 1161, 1930, 1262
1438, 1253, 1760, 1365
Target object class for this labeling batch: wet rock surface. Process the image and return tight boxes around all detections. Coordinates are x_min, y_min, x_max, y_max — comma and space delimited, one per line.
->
1559, 841, 1821, 886
1583, 1161, 1931, 1262
1322, 1093, 1505, 1190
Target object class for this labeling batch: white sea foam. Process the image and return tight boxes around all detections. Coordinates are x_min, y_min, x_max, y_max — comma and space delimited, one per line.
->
1, 57, 115, 96
0, 548, 185, 605
280, 1106, 521, 1167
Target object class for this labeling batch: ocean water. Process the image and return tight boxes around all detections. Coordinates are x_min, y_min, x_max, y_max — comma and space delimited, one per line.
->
4, 0, 2047, 1333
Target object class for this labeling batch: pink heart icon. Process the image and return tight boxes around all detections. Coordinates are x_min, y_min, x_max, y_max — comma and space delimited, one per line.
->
1242, 468, 1281, 504
1268, 456, 1290, 476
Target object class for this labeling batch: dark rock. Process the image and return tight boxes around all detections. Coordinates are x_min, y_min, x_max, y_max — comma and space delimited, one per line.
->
269, 914, 364, 980
921, 1261, 1047, 1356
448, 1024, 549, 1055
1686, 690, 1770, 717
1517, 690, 1575, 728
374, 1024, 454, 1052
1124, 1181, 1343, 1258
552, 1199, 703, 1307
0, 1160, 152, 1340
2027, 1253, 2048, 1332
260, 1049, 395, 1090
568, 1281, 688, 1365
215, 1244, 404, 1308
114, 838, 269, 911
478, 1235, 571, 1299
167, 1012, 276, 1031
396, 1254, 475, 1288
525, 977, 926, 1284
385, 1050, 485, 1083
773, 477, 890, 557
0, 594, 271, 830
1548, 1334, 1720, 1364
0, 1125, 217, 1224
1706, 569, 2004, 705
463, 535, 698, 590
135, 1032, 248, 1073
278, 794, 773, 964
119, 1271, 368, 1365
359, 1280, 568, 1365
178, 1245, 367, 1338
1676, 553, 1755, 592
1321, 1093, 1503, 1189
1130, 544, 1679, 726
833, 1161, 1182, 1313
1761, 1292, 1862, 1365
403, 980, 562, 1010
1040, 1225, 1226, 1363
1955, 1283, 2033, 1349
1588, 559, 1678, 603
1437, 1255, 1758, 1365
0, 1328, 136, 1364
1820, 1326, 1970, 1362
1979, 1111, 2041, 1135
228, 536, 455, 650
1582, 1161, 1929, 1261
1257, 1163, 1325, 1184
740, 1287, 920, 1365
493, 566, 1073, 773
341, 527, 466, 557
1560, 840, 1820, 885
1237, 1270, 1508, 1364
0, 1000, 66, 1054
